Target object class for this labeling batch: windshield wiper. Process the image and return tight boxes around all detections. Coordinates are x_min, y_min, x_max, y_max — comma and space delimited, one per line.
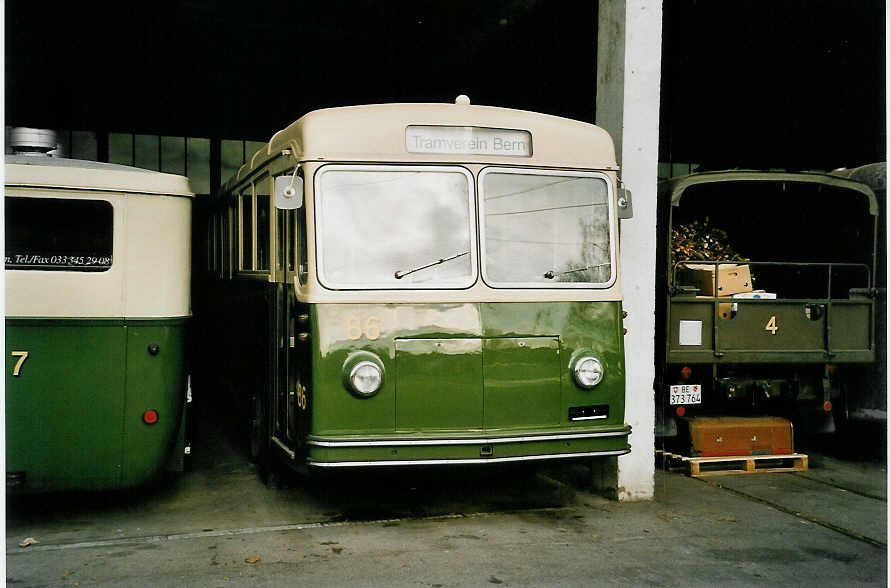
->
543, 262, 610, 280
394, 251, 470, 280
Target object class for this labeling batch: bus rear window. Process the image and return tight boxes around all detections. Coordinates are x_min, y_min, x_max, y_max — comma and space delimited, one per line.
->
5, 197, 113, 271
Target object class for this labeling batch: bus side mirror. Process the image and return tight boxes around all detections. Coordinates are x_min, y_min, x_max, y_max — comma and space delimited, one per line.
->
617, 185, 633, 219
274, 175, 304, 209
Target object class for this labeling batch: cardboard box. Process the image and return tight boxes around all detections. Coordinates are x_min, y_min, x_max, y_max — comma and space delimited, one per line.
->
692, 297, 736, 319
679, 263, 753, 296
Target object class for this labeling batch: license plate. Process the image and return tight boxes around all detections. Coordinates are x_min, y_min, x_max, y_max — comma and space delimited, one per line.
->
669, 384, 702, 405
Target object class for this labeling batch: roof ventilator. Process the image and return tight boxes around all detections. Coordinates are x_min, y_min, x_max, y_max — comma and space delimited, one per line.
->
9, 127, 57, 157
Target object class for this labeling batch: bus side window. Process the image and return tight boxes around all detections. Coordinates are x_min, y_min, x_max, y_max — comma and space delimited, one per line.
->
256, 177, 271, 272
277, 207, 286, 273
209, 215, 215, 274
275, 168, 301, 277
297, 206, 308, 285
221, 208, 230, 279
215, 214, 223, 277
240, 187, 253, 271
287, 209, 295, 273
229, 200, 238, 277
207, 220, 215, 272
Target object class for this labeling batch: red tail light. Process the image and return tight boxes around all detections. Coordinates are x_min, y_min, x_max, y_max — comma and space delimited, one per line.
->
676, 406, 686, 417
143, 409, 159, 424
680, 366, 692, 379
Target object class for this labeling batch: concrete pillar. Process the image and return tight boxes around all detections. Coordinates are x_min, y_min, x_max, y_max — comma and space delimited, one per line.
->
595, 0, 662, 501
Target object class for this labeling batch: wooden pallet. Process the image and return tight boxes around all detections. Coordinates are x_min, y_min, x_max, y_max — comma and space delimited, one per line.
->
657, 449, 808, 477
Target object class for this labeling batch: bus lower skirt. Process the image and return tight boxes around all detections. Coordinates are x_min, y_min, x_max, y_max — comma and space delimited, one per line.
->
306, 448, 631, 467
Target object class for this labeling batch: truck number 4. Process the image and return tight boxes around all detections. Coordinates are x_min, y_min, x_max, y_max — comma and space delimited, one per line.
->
765, 316, 778, 335
11, 351, 29, 376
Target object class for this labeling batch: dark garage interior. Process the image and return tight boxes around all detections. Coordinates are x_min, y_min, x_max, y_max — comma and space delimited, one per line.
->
6, 0, 885, 179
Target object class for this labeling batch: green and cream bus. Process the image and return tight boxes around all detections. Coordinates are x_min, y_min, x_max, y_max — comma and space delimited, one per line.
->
5, 154, 193, 492
203, 98, 632, 471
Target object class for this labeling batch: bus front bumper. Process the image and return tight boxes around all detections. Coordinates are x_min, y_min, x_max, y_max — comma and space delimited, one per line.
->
305, 425, 631, 467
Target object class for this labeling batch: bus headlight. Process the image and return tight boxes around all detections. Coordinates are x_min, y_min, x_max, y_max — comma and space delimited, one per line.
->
342, 352, 385, 398
349, 362, 382, 397
573, 356, 604, 389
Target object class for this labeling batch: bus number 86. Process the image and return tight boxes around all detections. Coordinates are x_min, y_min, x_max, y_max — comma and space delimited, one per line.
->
346, 316, 381, 341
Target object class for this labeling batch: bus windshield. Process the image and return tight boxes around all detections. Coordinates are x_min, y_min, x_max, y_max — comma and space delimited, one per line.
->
480, 169, 613, 287
316, 166, 476, 289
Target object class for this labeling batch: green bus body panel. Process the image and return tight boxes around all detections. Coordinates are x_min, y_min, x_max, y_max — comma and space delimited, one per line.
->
6, 319, 187, 492
479, 302, 625, 429
395, 339, 483, 431
6, 322, 126, 490
306, 301, 628, 465
121, 323, 188, 486
483, 337, 561, 429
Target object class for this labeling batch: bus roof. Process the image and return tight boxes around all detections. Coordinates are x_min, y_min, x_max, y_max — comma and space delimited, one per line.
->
660, 169, 878, 215
225, 102, 618, 191
5, 155, 194, 197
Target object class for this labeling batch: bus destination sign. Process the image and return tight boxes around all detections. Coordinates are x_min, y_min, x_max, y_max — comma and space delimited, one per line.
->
406, 126, 532, 157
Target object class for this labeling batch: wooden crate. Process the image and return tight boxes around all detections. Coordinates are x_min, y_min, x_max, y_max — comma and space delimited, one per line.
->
685, 416, 794, 457
657, 449, 808, 477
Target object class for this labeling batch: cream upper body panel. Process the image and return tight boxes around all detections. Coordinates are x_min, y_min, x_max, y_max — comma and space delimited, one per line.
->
122, 195, 192, 318
225, 102, 618, 190
5, 157, 193, 319
6, 156, 194, 197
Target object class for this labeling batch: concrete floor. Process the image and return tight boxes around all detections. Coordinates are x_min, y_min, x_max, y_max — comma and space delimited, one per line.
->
6, 417, 887, 587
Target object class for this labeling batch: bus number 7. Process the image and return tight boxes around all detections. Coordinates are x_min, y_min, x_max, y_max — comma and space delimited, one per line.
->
11, 351, 29, 376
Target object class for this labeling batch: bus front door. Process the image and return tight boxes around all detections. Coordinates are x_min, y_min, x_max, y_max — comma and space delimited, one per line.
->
271, 285, 299, 463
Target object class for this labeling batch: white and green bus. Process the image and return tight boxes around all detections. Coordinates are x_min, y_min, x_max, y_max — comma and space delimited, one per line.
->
6, 154, 193, 492
202, 98, 633, 472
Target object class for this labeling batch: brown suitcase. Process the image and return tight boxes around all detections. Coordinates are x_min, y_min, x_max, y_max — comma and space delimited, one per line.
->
686, 416, 793, 457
